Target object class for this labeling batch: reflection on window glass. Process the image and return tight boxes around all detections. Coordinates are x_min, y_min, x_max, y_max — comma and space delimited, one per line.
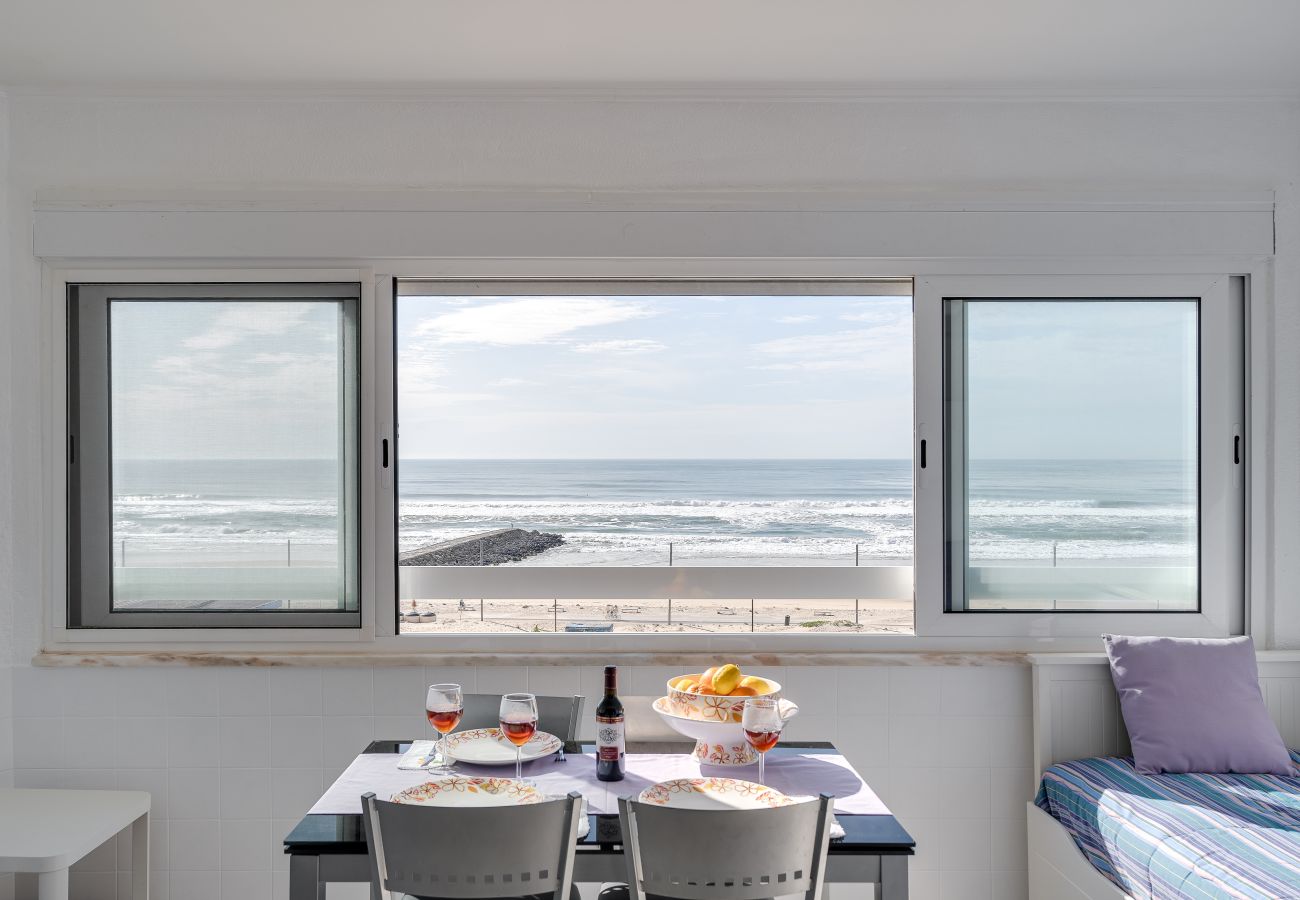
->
109, 300, 355, 611
395, 291, 914, 633
948, 299, 1198, 612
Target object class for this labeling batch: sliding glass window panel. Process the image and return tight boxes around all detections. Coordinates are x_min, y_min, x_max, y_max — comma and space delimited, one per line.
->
945, 299, 1199, 612
68, 283, 360, 628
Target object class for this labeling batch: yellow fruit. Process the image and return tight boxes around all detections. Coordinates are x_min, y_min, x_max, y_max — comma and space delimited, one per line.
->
698, 667, 718, 691
739, 675, 774, 694
712, 663, 743, 695
672, 676, 698, 691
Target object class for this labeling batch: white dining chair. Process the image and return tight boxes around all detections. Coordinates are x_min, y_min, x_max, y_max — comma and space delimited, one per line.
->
458, 694, 586, 741
612, 794, 834, 900
362, 790, 584, 900
622, 696, 681, 743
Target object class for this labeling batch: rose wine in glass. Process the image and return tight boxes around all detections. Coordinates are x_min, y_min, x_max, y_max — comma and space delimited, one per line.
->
741, 696, 783, 785
425, 683, 463, 772
499, 693, 539, 781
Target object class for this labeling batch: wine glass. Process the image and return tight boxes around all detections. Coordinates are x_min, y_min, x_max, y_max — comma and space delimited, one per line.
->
741, 697, 784, 785
425, 683, 463, 773
499, 693, 539, 781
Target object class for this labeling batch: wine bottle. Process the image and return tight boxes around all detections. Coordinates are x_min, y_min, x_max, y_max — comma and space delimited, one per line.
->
595, 665, 626, 781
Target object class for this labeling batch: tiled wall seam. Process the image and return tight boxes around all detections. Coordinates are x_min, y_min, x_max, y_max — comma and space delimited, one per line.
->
7, 664, 1032, 900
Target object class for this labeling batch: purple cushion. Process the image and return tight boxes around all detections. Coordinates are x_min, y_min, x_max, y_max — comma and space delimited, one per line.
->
1102, 634, 1294, 776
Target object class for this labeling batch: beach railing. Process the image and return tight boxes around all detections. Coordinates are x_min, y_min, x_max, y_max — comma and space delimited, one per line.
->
112, 536, 340, 568
396, 561, 915, 633
396, 595, 914, 633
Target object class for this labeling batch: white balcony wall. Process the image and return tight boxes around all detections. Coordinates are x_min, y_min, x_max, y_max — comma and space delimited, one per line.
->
0, 93, 1298, 900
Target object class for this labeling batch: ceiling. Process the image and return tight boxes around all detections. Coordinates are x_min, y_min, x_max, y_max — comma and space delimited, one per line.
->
2, 0, 1299, 93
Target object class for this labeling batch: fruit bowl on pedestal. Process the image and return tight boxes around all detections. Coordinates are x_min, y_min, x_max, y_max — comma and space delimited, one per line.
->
664, 668, 783, 724
652, 696, 799, 766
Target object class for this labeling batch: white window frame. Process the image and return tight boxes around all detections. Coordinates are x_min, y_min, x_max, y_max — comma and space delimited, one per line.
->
46, 267, 382, 646
37, 251, 1266, 657
66, 281, 365, 629
913, 274, 1246, 638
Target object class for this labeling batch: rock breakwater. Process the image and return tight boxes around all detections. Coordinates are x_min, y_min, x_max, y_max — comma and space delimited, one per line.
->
399, 528, 564, 566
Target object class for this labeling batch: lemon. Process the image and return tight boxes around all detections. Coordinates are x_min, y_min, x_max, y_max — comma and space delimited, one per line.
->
712, 663, 743, 695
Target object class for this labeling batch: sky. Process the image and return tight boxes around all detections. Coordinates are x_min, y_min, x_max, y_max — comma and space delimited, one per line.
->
397, 294, 914, 459
104, 292, 1199, 463
965, 300, 1197, 460
111, 300, 343, 460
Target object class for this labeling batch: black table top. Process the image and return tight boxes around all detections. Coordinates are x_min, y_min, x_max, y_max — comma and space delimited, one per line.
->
285, 739, 914, 856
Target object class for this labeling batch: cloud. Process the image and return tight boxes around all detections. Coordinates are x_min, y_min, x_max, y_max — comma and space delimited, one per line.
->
750, 320, 911, 372
573, 339, 667, 355
840, 309, 903, 324
489, 377, 541, 388
182, 304, 313, 351
774, 315, 818, 324
414, 297, 655, 346
400, 346, 447, 391
838, 297, 912, 324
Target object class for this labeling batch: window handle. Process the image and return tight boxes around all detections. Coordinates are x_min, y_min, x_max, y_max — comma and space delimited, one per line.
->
1234, 434, 1241, 466
920, 438, 927, 469
382, 438, 390, 469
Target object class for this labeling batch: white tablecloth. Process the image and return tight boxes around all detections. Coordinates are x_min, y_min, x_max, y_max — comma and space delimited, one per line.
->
310, 748, 890, 816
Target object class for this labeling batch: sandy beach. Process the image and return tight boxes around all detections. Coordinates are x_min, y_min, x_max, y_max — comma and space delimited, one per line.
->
396, 596, 914, 634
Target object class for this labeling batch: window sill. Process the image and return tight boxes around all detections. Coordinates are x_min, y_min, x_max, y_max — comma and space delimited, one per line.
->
31, 647, 1039, 668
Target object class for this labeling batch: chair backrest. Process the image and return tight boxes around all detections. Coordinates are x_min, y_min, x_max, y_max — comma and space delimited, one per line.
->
617, 794, 833, 900
363, 790, 582, 900
623, 695, 681, 742
459, 693, 585, 741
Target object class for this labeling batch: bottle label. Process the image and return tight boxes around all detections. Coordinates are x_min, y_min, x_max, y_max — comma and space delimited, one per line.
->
596, 715, 625, 761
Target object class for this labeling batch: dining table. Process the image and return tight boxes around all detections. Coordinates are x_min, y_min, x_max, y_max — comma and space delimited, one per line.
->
284, 738, 914, 900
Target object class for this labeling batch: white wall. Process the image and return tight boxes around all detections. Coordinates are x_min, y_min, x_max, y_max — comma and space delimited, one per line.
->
0, 91, 14, 900
1, 94, 1299, 900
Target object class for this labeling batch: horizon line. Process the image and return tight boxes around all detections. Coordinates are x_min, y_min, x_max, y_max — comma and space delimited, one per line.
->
115, 456, 1194, 463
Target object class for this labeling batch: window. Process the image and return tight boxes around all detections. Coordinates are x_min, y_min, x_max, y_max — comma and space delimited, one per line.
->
914, 276, 1245, 637
67, 283, 361, 628
947, 300, 1199, 612
393, 281, 915, 634
59, 273, 1248, 642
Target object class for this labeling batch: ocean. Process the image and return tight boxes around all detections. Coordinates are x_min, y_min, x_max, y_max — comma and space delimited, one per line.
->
111, 458, 1196, 567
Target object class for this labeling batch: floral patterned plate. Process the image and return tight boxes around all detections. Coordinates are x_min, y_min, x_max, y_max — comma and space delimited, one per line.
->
392, 777, 545, 807
638, 778, 796, 810
443, 727, 564, 765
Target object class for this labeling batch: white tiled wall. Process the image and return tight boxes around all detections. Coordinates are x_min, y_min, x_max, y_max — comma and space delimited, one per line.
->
4, 662, 1032, 900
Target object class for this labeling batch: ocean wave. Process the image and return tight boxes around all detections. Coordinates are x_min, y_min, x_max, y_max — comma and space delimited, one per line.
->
399, 499, 908, 533
111, 491, 1195, 562
395, 498, 1192, 537
397, 528, 1192, 562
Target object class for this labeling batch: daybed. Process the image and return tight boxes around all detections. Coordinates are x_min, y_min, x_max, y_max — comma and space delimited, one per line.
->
1027, 653, 1300, 899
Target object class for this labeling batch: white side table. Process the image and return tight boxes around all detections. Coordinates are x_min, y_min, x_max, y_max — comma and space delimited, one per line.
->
0, 788, 150, 900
